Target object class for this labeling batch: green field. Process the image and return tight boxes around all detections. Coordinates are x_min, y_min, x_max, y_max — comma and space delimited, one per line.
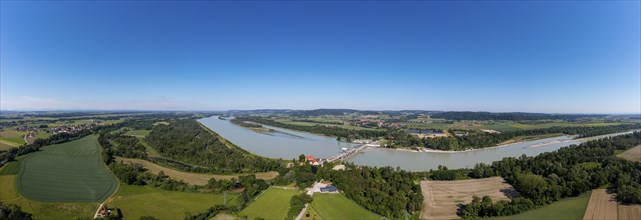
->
239, 187, 301, 220
302, 205, 322, 220
137, 138, 161, 157
0, 160, 21, 175
492, 191, 592, 220
311, 193, 380, 220
17, 135, 118, 202
0, 129, 27, 150
107, 184, 238, 219
0, 175, 98, 219
125, 129, 151, 137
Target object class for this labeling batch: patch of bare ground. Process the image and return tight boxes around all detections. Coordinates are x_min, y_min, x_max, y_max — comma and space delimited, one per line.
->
420, 177, 517, 220
617, 145, 641, 162
115, 157, 279, 186
583, 189, 641, 220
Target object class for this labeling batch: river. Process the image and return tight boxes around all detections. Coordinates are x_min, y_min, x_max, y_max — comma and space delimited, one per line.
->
198, 116, 637, 171
198, 116, 357, 159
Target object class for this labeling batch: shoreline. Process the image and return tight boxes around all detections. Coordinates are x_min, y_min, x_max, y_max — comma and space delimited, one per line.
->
381, 140, 528, 154
381, 135, 574, 154
382, 129, 640, 153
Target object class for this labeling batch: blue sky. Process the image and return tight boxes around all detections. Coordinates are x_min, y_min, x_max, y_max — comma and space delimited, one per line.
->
1, 1, 639, 113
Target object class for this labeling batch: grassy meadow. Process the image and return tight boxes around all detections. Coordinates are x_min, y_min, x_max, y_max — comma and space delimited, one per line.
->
238, 187, 300, 220
107, 184, 238, 219
311, 193, 380, 220
492, 191, 592, 220
125, 129, 151, 137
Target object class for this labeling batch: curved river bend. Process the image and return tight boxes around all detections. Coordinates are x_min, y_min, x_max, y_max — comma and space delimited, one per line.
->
199, 116, 636, 171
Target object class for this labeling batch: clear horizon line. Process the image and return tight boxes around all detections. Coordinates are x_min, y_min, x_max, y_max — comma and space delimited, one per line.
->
0, 108, 640, 115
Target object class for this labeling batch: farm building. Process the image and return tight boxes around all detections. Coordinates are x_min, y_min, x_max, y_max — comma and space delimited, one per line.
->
320, 185, 338, 193
305, 155, 319, 165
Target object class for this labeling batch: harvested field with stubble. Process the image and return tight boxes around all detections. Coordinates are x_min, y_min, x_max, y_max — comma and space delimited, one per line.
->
583, 189, 641, 220
421, 177, 517, 220
115, 157, 279, 185
617, 145, 640, 162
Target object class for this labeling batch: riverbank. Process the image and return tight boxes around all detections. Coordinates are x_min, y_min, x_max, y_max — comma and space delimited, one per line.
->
382, 134, 568, 154
380, 141, 526, 154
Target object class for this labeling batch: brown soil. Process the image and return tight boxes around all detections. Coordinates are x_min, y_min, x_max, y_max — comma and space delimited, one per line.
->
617, 145, 641, 162
583, 189, 641, 220
420, 177, 517, 220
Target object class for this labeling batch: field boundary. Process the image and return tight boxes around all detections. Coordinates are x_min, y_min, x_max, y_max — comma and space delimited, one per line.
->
116, 157, 278, 185
16, 135, 118, 203
421, 177, 516, 220
616, 145, 641, 162
583, 189, 641, 220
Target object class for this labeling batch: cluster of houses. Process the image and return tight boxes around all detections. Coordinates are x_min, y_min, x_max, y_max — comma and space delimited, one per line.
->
10, 123, 96, 135
15, 125, 44, 132
344, 117, 402, 129
49, 124, 95, 134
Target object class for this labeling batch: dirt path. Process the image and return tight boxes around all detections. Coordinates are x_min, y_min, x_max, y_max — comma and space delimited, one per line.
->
116, 157, 278, 185
420, 177, 517, 220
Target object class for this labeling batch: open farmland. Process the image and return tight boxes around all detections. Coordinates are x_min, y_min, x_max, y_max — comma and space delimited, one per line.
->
17, 135, 117, 202
583, 189, 641, 220
0, 129, 27, 150
238, 187, 300, 220
107, 184, 238, 219
420, 177, 517, 220
492, 191, 592, 220
0, 175, 98, 219
617, 145, 641, 162
116, 157, 279, 185
311, 193, 380, 220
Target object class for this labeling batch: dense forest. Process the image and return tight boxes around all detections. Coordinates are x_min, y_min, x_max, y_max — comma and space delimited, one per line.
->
460, 132, 641, 218
235, 116, 387, 140
317, 164, 423, 218
101, 132, 147, 159
144, 119, 281, 174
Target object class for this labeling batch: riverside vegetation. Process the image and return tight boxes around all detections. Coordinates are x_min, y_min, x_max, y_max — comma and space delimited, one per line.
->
235, 115, 639, 151
2, 111, 640, 220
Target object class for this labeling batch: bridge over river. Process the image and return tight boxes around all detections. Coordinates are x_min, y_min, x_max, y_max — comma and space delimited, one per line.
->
324, 141, 379, 163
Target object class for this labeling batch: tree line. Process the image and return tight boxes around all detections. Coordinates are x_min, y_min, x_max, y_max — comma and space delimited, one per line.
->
317, 164, 423, 218
460, 132, 641, 218
386, 124, 641, 151
0, 129, 95, 167
235, 116, 388, 140
229, 118, 263, 128
144, 119, 281, 174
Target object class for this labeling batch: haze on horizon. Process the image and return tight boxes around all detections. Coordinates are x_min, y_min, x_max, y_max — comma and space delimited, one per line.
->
1, 1, 639, 114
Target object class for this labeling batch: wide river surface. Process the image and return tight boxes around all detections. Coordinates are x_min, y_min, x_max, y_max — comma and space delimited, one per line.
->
199, 116, 637, 171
